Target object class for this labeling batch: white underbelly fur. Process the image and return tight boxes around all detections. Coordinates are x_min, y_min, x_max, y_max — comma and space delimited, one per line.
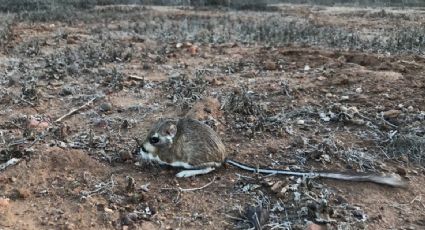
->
138, 148, 194, 169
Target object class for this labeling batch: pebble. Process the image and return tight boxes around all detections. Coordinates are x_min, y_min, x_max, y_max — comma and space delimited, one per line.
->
304, 223, 326, 230
0, 197, 10, 209
396, 167, 407, 176
321, 154, 331, 162
296, 119, 305, 125
60, 85, 74, 96
99, 103, 113, 112
271, 181, 284, 193
340, 106, 348, 113
340, 95, 349, 101
64, 223, 75, 230
319, 112, 330, 122
355, 87, 363, 93
351, 118, 366, 125
104, 207, 114, 214
141, 222, 157, 230
304, 65, 311, 71
120, 151, 133, 161
382, 109, 402, 118
264, 60, 277, 70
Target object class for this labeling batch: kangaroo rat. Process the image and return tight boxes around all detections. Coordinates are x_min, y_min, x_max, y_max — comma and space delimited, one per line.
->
136, 117, 406, 187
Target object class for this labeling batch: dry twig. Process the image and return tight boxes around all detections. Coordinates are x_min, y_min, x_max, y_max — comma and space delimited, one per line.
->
161, 177, 216, 192
180, 177, 216, 192
55, 97, 97, 122
0, 158, 21, 171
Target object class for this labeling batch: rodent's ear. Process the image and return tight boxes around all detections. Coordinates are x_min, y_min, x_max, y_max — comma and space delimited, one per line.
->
165, 124, 177, 138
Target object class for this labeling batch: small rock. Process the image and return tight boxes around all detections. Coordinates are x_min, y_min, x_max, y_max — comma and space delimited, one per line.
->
60, 85, 74, 96
292, 135, 306, 148
280, 185, 289, 195
319, 113, 330, 122
355, 94, 368, 102
296, 119, 305, 125
325, 93, 333, 98
10, 188, 31, 200
266, 146, 278, 154
355, 87, 363, 93
352, 209, 366, 220
321, 154, 331, 162
262, 178, 274, 187
407, 106, 414, 112
0, 197, 10, 209
188, 45, 199, 55
241, 72, 256, 78
140, 222, 157, 230
348, 106, 359, 114
142, 63, 151, 70
28, 117, 49, 131
317, 76, 326, 81
293, 192, 301, 201
264, 60, 277, 71
210, 78, 224, 86
182, 42, 192, 48
351, 119, 366, 125
304, 65, 311, 71
304, 223, 326, 230
104, 207, 114, 214
99, 103, 113, 112
396, 167, 407, 176
64, 223, 75, 230
7, 75, 19, 87
340, 106, 348, 113
334, 195, 348, 204
270, 181, 284, 193
120, 151, 133, 161
176, 42, 183, 48
382, 109, 402, 118
340, 95, 349, 101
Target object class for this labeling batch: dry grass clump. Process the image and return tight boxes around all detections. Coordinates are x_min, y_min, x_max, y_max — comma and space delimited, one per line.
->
386, 134, 425, 166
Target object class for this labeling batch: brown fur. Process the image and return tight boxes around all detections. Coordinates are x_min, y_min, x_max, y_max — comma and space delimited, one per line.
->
143, 118, 226, 168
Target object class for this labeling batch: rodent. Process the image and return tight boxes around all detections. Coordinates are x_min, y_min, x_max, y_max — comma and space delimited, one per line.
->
136, 117, 406, 187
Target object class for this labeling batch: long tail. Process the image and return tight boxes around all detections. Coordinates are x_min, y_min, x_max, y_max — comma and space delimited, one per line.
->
225, 159, 407, 187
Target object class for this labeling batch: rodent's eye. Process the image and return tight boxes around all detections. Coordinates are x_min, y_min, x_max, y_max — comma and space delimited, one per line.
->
149, 136, 160, 144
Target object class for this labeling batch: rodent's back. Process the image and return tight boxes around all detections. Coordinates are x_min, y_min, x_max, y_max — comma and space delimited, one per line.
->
172, 118, 226, 167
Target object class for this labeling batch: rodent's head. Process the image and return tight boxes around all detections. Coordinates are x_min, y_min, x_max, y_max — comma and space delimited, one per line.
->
139, 119, 177, 157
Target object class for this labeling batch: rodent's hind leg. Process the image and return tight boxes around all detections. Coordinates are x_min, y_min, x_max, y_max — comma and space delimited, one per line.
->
176, 167, 215, 178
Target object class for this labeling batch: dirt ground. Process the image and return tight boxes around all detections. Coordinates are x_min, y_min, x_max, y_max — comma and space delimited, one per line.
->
0, 3, 425, 230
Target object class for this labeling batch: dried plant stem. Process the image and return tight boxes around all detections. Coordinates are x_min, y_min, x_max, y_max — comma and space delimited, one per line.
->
55, 97, 97, 122
161, 177, 216, 192
0, 158, 21, 171
180, 177, 216, 192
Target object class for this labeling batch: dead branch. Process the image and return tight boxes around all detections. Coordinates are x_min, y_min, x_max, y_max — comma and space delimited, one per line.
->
180, 177, 216, 192
55, 97, 97, 122
80, 174, 116, 199
0, 158, 21, 171
128, 75, 145, 81
161, 177, 216, 192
